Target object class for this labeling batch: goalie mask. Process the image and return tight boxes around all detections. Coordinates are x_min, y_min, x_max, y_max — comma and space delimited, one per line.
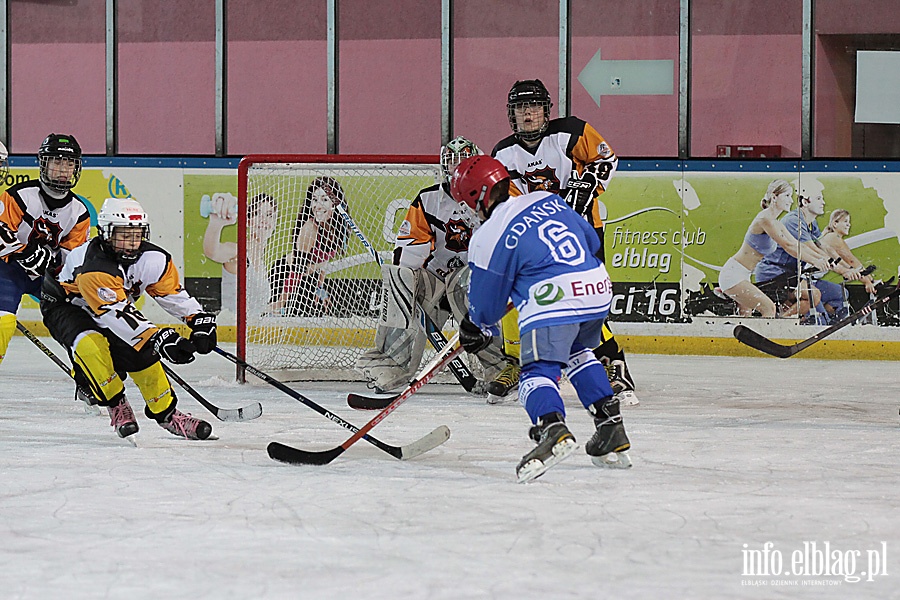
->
440, 136, 481, 182
97, 198, 150, 262
450, 155, 510, 220
39, 133, 82, 193
507, 79, 552, 144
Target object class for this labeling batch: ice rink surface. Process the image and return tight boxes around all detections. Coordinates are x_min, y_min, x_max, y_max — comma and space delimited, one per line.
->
1, 336, 897, 600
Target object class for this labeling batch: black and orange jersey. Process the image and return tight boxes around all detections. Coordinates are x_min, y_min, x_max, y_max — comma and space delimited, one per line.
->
393, 182, 481, 281
53, 238, 203, 351
0, 179, 90, 269
492, 116, 618, 229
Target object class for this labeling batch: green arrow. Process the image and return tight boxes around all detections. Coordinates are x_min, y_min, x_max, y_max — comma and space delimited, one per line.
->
577, 48, 673, 107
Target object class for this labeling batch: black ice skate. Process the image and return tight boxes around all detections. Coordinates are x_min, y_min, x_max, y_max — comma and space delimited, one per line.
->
604, 358, 639, 406
586, 397, 632, 468
487, 360, 520, 404
516, 413, 577, 483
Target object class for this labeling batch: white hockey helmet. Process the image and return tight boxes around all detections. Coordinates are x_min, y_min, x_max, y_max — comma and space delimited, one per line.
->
97, 198, 150, 258
440, 136, 481, 182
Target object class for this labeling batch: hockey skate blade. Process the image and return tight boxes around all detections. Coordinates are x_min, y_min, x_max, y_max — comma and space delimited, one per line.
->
486, 392, 518, 405
516, 439, 578, 484
590, 450, 632, 469
616, 390, 639, 406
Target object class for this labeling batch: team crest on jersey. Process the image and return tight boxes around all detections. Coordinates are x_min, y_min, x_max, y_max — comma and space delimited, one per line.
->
398, 220, 412, 237
30, 217, 63, 247
444, 219, 472, 253
97, 287, 118, 303
522, 166, 561, 194
597, 142, 613, 159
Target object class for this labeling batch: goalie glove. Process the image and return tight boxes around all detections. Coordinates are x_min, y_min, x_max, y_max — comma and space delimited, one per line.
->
459, 315, 493, 355
562, 169, 598, 218
185, 312, 217, 354
13, 240, 53, 279
152, 327, 197, 364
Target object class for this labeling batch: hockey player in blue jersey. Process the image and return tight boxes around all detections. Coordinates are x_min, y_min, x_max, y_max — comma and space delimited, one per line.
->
450, 155, 631, 483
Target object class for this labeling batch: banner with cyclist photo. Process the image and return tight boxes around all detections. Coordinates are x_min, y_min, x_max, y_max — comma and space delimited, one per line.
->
603, 162, 900, 326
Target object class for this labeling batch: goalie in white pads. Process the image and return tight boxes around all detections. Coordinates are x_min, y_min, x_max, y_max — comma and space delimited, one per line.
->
41, 199, 217, 441
450, 155, 632, 483
355, 137, 506, 394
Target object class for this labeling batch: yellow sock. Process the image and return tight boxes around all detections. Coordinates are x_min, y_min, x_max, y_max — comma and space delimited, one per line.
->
130, 362, 175, 418
0, 312, 16, 366
500, 308, 520, 360
73, 332, 125, 404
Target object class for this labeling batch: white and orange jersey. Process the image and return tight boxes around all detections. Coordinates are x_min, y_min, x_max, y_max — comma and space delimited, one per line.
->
55, 238, 203, 351
492, 116, 618, 229
0, 179, 90, 265
394, 182, 481, 281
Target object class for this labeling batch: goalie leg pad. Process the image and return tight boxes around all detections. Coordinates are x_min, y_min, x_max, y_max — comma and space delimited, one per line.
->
72, 331, 126, 405
445, 266, 470, 323
379, 263, 418, 329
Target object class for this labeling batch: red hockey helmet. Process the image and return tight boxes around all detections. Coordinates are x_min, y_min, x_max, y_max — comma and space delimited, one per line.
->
450, 155, 510, 217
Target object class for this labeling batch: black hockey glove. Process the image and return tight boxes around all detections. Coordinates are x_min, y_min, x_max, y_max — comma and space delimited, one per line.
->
13, 240, 53, 279
152, 327, 197, 364
459, 315, 492, 355
562, 170, 598, 218
186, 312, 217, 354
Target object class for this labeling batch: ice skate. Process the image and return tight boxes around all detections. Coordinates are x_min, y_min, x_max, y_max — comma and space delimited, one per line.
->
159, 408, 212, 440
486, 361, 520, 405
604, 358, 639, 406
107, 396, 139, 439
76, 385, 102, 415
516, 414, 578, 483
586, 397, 632, 469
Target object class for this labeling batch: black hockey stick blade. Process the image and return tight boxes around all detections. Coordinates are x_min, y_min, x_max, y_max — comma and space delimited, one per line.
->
348, 392, 399, 411
267, 425, 450, 465
161, 363, 263, 422
733, 325, 795, 358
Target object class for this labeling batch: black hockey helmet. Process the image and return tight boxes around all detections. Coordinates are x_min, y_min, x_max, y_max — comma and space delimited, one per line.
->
38, 133, 82, 192
507, 80, 552, 143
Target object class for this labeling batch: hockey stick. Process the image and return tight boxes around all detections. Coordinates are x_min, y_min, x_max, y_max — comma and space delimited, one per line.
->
335, 204, 480, 393
734, 282, 900, 358
160, 363, 262, 422
212, 346, 450, 462
15, 321, 101, 414
267, 334, 463, 465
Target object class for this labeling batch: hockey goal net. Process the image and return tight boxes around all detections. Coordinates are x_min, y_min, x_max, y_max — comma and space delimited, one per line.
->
237, 154, 442, 379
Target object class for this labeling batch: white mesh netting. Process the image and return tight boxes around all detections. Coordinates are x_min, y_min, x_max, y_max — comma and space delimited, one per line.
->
240, 158, 445, 378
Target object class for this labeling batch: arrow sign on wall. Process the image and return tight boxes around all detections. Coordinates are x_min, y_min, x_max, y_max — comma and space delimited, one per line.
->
577, 49, 674, 107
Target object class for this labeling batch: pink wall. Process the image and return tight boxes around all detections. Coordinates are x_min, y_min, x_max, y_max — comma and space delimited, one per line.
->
117, 42, 216, 154
339, 39, 441, 155
227, 41, 328, 155
3, 0, 896, 158
10, 43, 107, 155
691, 35, 802, 157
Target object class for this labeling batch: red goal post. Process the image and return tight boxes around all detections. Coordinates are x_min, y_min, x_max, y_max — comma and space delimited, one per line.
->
236, 154, 440, 380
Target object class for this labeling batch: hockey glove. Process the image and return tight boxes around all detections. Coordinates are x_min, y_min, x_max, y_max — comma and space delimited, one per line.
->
13, 240, 53, 279
186, 312, 217, 354
152, 327, 197, 364
459, 315, 492, 355
562, 170, 598, 218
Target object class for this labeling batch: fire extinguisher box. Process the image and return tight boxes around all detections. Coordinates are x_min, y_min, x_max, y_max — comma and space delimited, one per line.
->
716, 145, 783, 158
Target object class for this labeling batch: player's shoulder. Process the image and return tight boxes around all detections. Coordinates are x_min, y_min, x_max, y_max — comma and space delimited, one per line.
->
546, 116, 588, 137
491, 134, 520, 156
2, 178, 41, 207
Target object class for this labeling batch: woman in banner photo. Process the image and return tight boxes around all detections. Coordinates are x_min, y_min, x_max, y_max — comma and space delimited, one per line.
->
820, 208, 877, 296
270, 176, 349, 316
202, 192, 279, 314
718, 179, 831, 317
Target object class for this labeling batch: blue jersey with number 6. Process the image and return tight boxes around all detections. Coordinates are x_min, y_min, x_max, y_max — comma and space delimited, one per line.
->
467, 191, 613, 334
